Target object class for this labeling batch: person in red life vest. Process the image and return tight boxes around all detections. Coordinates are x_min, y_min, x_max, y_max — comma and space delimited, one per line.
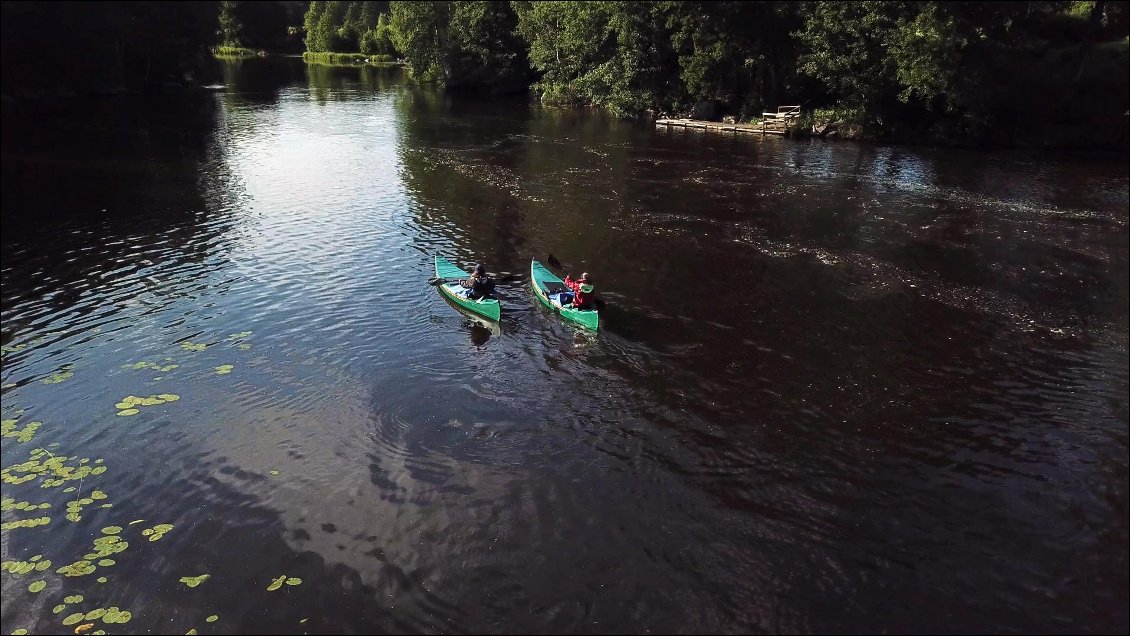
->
556, 272, 596, 310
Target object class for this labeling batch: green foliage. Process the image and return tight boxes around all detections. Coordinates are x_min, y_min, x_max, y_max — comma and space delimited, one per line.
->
213, 45, 262, 58
3, 0, 1124, 147
360, 13, 396, 55
219, 1, 242, 46
305, 1, 384, 53
447, 1, 530, 91
516, 1, 670, 114
389, 1, 449, 82
302, 51, 397, 65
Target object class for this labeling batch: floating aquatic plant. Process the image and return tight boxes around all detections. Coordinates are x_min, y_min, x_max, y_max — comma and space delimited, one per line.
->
214, 364, 234, 375
1, 496, 51, 511
62, 613, 86, 625
122, 361, 179, 372
102, 607, 131, 623
115, 394, 179, 416
1, 559, 49, 575
0, 516, 51, 530
267, 574, 302, 591
206, 614, 218, 623
56, 560, 96, 577
27, 580, 46, 593
1, 417, 42, 443
179, 574, 210, 588
180, 342, 207, 352
65, 493, 106, 523
142, 523, 173, 541
42, 365, 75, 384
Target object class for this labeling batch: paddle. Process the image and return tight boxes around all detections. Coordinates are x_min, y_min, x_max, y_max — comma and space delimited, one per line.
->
429, 272, 524, 286
546, 253, 606, 311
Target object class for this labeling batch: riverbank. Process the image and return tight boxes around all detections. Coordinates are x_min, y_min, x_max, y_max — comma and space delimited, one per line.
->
302, 51, 404, 67
213, 45, 265, 59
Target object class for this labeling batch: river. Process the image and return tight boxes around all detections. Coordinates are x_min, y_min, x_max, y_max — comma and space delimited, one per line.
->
1, 57, 1127, 634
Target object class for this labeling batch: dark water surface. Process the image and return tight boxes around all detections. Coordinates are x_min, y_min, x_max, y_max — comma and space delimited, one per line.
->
2, 57, 1127, 634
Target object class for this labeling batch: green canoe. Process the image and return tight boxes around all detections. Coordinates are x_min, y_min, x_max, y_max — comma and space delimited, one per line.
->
531, 258, 599, 330
435, 255, 500, 321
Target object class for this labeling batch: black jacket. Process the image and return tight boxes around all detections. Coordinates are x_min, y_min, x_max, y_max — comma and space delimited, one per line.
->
461, 274, 495, 299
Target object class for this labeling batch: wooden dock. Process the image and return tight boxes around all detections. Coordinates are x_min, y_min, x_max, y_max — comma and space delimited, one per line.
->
656, 105, 800, 137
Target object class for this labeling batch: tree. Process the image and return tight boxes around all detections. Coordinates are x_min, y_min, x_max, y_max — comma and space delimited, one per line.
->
515, 1, 678, 115
219, 0, 242, 46
389, 1, 450, 82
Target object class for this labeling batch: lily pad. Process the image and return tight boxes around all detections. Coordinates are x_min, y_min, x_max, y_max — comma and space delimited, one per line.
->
180, 574, 210, 588
84, 609, 107, 620
63, 613, 86, 626
267, 575, 286, 591
53, 604, 67, 614
116, 409, 140, 417
205, 615, 218, 623
286, 577, 302, 586
97, 559, 115, 567
57, 561, 96, 577
65, 595, 84, 603
28, 580, 46, 593
101, 526, 121, 534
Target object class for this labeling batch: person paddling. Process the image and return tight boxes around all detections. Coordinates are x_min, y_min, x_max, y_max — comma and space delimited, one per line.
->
460, 264, 496, 300
555, 272, 596, 310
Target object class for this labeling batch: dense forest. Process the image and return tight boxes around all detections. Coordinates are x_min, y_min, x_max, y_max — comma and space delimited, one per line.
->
1, 1, 1127, 148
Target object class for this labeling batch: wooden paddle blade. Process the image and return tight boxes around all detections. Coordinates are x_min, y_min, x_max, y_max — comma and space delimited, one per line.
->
428, 277, 448, 286
547, 253, 565, 271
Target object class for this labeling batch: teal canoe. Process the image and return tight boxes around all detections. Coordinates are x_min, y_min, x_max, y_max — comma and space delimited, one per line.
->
530, 258, 599, 330
435, 255, 500, 321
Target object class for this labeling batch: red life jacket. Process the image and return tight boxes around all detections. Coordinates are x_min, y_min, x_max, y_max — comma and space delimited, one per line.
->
564, 276, 594, 309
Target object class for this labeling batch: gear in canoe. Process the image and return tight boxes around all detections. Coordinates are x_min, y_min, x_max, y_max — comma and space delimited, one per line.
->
531, 258, 599, 330
433, 255, 501, 321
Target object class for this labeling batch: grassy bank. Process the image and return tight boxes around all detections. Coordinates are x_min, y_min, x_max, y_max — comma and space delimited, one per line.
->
213, 46, 264, 59
302, 52, 401, 67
